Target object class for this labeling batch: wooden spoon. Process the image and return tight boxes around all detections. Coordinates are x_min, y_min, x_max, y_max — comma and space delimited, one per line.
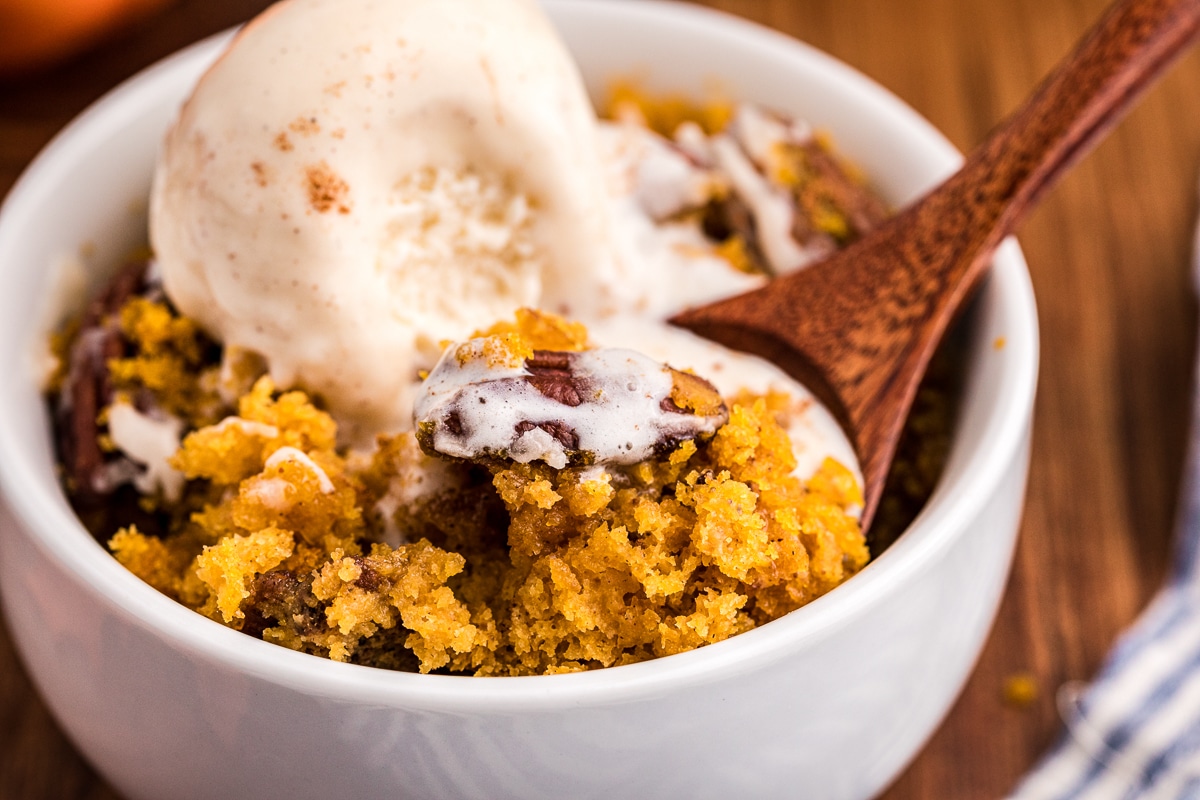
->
671, 0, 1200, 530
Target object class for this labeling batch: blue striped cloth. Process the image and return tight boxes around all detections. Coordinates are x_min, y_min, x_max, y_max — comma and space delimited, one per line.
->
1008, 231, 1200, 799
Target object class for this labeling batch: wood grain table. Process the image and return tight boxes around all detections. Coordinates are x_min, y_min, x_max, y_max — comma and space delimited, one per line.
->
1, 0, 1197, 797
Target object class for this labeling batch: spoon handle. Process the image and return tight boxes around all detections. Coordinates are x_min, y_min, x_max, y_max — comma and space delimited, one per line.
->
844, 0, 1200, 520
941, 0, 1200, 253
847, 0, 1200, 510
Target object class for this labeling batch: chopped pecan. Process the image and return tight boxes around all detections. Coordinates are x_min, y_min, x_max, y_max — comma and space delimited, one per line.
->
242, 570, 322, 639
239, 606, 274, 640
55, 261, 152, 510
525, 350, 585, 407
443, 409, 464, 437
514, 420, 579, 450
351, 557, 384, 591
526, 351, 571, 373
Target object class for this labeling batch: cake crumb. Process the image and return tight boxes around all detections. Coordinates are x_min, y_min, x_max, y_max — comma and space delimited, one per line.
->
1003, 672, 1038, 708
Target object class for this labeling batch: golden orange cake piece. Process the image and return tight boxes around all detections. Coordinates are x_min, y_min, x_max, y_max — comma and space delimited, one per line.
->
94, 308, 867, 675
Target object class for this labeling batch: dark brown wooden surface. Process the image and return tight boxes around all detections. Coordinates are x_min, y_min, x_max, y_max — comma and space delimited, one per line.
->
0, 0, 1196, 797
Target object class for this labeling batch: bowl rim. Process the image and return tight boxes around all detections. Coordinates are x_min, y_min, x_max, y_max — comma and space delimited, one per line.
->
0, 0, 1039, 711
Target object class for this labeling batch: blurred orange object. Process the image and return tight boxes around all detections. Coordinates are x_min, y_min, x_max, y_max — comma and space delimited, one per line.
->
0, 0, 174, 77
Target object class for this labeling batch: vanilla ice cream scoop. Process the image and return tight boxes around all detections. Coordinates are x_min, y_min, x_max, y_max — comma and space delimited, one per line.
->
150, 0, 614, 438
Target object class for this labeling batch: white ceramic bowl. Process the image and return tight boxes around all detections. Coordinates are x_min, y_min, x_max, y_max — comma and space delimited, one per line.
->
0, 2, 1038, 798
